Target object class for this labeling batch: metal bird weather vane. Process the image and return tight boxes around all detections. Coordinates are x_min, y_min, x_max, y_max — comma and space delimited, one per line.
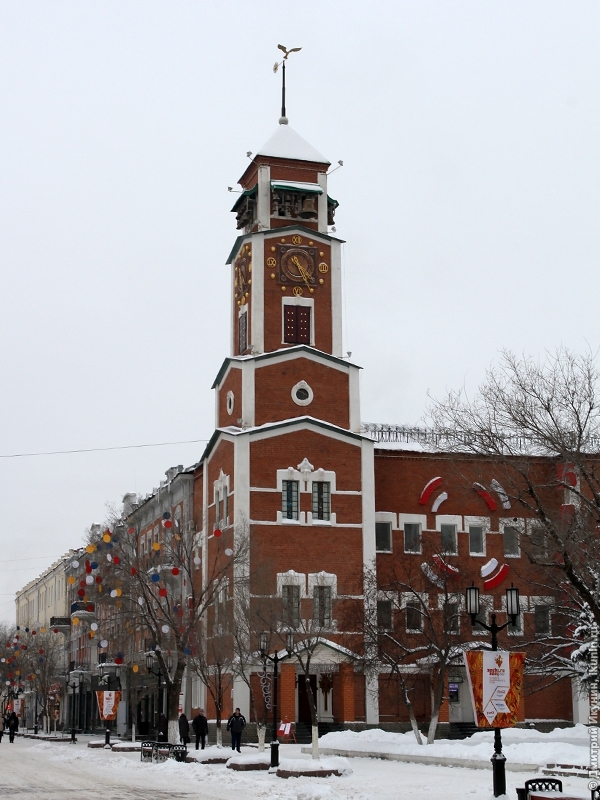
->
273, 44, 302, 124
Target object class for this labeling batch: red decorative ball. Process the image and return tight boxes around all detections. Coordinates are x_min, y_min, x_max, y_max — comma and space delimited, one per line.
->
159, 588, 168, 597
171, 567, 180, 576
80, 580, 86, 588
164, 520, 173, 529
127, 527, 135, 534
39, 649, 44, 655
85, 565, 92, 574
77, 589, 85, 597
53, 628, 58, 634
131, 567, 137, 576
214, 528, 222, 538
95, 576, 102, 583
115, 657, 123, 665
31, 631, 36, 635
113, 556, 120, 565
86, 604, 94, 612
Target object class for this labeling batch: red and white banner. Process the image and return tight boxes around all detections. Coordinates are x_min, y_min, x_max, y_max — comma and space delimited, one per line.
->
464, 650, 525, 728
95, 691, 121, 721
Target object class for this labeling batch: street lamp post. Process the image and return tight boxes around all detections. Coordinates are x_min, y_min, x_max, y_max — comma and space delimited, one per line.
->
465, 583, 520, 798
66, 671, 82, 744
259, 631, 294, 769
146, 652, 172, 741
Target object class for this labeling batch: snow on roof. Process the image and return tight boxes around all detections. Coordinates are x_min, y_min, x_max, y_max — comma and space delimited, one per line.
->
257, 124, 330, 164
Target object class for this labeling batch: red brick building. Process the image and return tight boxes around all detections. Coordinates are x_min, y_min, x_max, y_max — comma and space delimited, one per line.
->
190, 120, 577, 731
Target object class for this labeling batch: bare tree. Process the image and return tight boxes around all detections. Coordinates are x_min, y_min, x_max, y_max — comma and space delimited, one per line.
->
428, 348, 600, 627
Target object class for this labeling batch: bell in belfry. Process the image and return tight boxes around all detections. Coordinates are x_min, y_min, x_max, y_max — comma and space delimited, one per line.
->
299, 196, 317, 218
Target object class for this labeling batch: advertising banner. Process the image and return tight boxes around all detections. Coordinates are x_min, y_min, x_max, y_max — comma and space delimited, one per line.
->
95, 690, 121, 721
463, 650, 525, 728
13, 698, 23, 716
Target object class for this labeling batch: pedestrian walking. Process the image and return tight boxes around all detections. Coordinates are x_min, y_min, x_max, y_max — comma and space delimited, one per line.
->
192, 709, 208, 750
226, 707, 246, 753
8, 712, 18, 743
178, 712, 190, 745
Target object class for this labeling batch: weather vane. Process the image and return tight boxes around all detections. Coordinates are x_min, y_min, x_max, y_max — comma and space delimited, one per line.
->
273, 44, 302, 125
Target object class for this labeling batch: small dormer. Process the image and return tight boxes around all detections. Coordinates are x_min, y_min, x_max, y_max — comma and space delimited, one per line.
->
231, 124, 338, 235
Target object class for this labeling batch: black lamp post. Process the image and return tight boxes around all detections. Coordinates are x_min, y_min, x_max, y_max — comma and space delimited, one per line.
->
465, 582, 520, 798
259, 631, 294, 769
66, 671, 82, 744
146, 652, 172, 741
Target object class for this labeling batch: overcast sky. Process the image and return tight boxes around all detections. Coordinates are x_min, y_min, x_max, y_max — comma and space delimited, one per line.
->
1, 1, 598, 622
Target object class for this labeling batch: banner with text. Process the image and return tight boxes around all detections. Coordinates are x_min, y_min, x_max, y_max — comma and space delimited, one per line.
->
463, 650, 525, 728
95, 691, 121, 721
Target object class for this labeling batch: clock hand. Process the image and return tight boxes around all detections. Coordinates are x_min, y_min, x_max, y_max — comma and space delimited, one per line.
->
291, 256, 313, 287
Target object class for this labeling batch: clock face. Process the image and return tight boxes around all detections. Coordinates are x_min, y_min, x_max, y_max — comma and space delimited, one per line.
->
278, 245, 317, 286
234, 248, 251, 303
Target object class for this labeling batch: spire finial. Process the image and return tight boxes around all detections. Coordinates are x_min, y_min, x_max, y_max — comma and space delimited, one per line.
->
273, 44, 302, 125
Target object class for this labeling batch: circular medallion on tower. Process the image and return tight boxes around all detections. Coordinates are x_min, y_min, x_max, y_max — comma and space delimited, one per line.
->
226, 391, 235, 416
291, 380, 313, 407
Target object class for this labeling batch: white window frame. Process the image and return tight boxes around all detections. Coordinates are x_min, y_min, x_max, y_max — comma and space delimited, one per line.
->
276, 570, 307, 598
499, 518, 524, 558
464, 516, 489, 557
375, 512, 396, 553
282, 296, 315, 346
213, 469, 231, 531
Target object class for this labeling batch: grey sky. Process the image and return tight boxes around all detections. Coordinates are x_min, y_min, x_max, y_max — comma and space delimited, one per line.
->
1, 1, 598, 621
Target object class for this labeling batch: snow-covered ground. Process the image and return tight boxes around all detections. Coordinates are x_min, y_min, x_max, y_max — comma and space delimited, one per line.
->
318, 724, 592, 768
0, 728, 593, 800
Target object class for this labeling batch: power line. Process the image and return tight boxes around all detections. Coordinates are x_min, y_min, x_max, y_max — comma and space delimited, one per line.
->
0, 438, 209, 459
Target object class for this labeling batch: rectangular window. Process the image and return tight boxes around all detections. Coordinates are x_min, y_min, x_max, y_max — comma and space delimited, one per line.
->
377, 600, 392, 631
404, 523, 421, 554
238, 310, 247, 354
469, 526, 484, 555
530, 526, 548, 559
284, 305, 311, 344
282, 480, 299, 520
376, 521, 392, 552
534, 605, 551, 635
282, 584, 300, 628
504, 526, 520, 556
314, 585, 332, 628
312, 482, 331, 521
443, 602, 459, 633
224, 486, 229, 523
406, 601, 423, 632
441, 524, 457, 555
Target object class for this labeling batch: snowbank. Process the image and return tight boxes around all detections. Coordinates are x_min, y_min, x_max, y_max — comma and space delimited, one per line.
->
278, 756, 352, 776
317, 724, 591, 768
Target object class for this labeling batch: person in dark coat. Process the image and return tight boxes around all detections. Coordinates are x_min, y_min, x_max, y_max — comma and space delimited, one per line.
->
158, 713, 168, 742
192, 709, 208, 750
178, 713, 190, 745
226, 707, 246, 753
8, 712, 18, 743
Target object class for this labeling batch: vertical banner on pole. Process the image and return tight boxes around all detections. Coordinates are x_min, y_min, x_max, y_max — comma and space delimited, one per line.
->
464, 651, 525, 728
95, 691, 121, 721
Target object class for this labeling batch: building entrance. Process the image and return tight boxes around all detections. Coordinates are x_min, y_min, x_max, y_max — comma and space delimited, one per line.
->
298, 675, 318, 723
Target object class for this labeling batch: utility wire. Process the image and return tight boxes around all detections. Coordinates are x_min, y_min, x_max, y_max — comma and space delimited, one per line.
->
0, 438, 209, 459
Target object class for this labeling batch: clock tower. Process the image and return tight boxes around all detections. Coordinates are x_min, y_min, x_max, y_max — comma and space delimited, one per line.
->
200, 117, 379, 728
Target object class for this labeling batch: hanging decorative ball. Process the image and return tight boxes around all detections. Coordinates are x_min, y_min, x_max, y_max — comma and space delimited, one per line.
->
85, 564, 92, 574
110, 590, 117, 598
152, 542, 161, 551
161, 625, 169, 633
100, 639, 108, 648
171, 567, 180, 576
225, 548, 233, 557
53, 628, 58, 634
41, 628, 46, 634
159, 588, 167, 597
72, 560, 79, 569
106, 553, 112, 562
90, 623, 98, 631
72, 617, 80, 625
25, 628, 29, 633
193, 556, 201, 566
68, 576, 76, 585
132, 664, 139, 673
106, 542, 113, 550
32, 631, 36, 635
138, 597, 144, 605
95, 576, 102, 583
128, 526, 135, 534
116, 600, 123, 608
131, 567, 137, 575
184, 647, 191, 655
116, 588, 122, 596
214, 529, 222, 538
86, 604, 94, 612
103, 533, 111, 543
113, 556, 120, 565
162, 511, 171, 520
85, 545, 95, 553
115, 657, 123, 665
86, 576, 94, 585
77, 589, 85, 598
151, 573, 160, 583
163, 520, 173, 529
91, 562, 98, 570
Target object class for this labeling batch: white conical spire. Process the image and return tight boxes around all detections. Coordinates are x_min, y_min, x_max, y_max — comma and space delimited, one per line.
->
257, 125, 330, 165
